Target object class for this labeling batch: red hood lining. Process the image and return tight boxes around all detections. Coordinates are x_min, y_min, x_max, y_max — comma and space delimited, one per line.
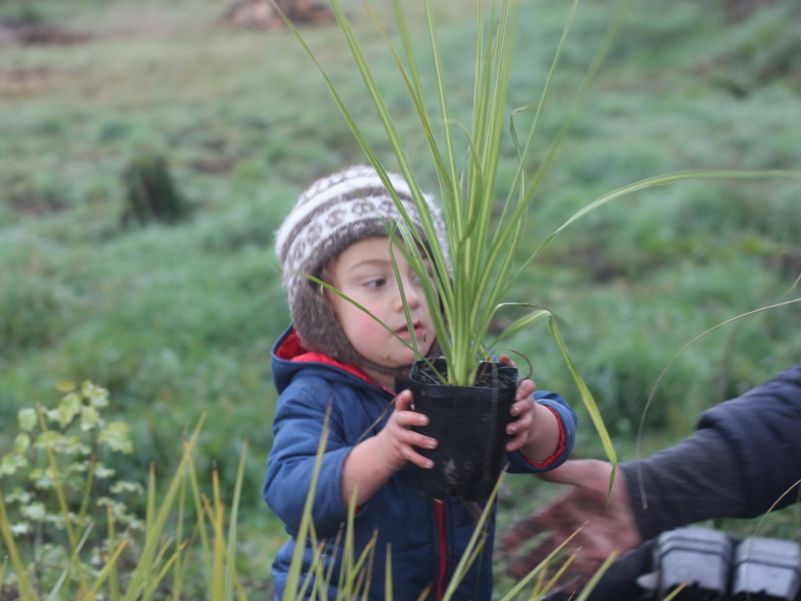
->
277, 329, 376, 386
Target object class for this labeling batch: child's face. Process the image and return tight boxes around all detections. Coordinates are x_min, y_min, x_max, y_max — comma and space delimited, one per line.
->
327, 237, 436, 384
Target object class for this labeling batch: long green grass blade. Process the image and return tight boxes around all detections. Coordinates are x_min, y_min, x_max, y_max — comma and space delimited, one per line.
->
77, 453, 96, 529
378, 0, 453, 204
171, 465, 188, 601
79, 540, 128, 601
573, 551, 620, 601
35, 406, 78, 551
122, 417, 205, 601
225, 441, 248, 601
524, 169, 801, 271
47, 521, 94, 601
423, 0, 460, 223
280, 411, 331, 600
498, 526, 585, 600
148, 543, 186, 600
105, 504, 121, 601
441, 476, 503, 600
490, 306, 550, 345
548, 317, 617, 481
383, 546, 393, 601
0, 494, 39, 601
187, 451, 212, 593
210, 468, 226, 601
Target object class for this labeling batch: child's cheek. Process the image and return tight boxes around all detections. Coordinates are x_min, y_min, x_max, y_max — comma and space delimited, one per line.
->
354, 310, 383, 338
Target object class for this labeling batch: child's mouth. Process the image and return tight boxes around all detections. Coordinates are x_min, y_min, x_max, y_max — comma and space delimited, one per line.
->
397, 323, 425, 340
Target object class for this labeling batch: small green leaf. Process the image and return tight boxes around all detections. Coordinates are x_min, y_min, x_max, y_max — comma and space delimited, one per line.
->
14, 434, 30, 455
57, 392, 82, 428
17, 408, 37, 433
10, 522, 30, 536
21, 502, 46, 522
35, 430, 66, 451
81, 381, 109, 408
56, 380, 76, 393
0, 454, 25, 477
110, 481, 144, 496
99, 422, 133, 454
30, 466, 56, 490
6, 487, 31, 504
94, 464, 115, 479
80, 405, 101, 431
68, 460, 89, 474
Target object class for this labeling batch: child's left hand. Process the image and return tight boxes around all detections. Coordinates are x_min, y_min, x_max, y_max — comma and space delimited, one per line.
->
499, 354, 538, 453
506, 378, 538, 452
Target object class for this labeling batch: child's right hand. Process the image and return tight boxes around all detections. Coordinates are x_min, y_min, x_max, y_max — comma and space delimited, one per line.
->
375, 389, 438, 473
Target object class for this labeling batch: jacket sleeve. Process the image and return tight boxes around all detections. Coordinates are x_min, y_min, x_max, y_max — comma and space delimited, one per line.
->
695, 363, 801, 516
263, 378, 351, 539
507, 389, 577, 473
622, 363, 801, 540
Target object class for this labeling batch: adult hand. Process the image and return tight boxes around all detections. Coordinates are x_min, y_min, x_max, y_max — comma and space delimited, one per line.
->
498, 459, 641, 587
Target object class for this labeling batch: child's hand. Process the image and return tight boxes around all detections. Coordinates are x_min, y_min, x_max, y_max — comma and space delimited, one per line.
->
499, 354, 538, 453
374, 389, 438, 473
506, 378, 538, 452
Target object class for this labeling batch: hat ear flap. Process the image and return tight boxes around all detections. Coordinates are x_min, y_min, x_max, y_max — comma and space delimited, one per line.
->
292, 278, 354, 362
291, 276, 419, 377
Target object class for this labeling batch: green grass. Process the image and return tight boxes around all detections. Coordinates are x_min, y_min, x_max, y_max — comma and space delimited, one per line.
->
2, 0, 801, 592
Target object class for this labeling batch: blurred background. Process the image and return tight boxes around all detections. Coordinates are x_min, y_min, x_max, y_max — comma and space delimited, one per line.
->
2, 0, 800, 594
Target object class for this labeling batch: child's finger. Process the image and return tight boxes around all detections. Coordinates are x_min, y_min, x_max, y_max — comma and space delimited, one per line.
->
510, 397, 535, 418
498, 354, 517, 368
403, 447, 434, 469
398, 428, 437, 450
516, 379, 536, 401
506, 436, 526, 452
394, 407, 429, 428
394, 389, 414, 411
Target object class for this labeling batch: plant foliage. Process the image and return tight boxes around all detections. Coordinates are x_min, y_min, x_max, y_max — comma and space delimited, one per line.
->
278, 0, 618, 471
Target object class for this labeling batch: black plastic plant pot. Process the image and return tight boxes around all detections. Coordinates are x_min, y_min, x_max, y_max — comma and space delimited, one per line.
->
400, 358, 518, 502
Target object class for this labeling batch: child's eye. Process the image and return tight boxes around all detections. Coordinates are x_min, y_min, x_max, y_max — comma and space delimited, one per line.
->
365, 278, 386, 289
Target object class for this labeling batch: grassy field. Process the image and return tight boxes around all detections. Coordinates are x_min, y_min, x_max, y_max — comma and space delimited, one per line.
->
2, 0, 801, 594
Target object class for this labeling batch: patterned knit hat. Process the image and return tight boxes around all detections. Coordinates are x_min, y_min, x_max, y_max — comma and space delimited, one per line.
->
275, 165, 448, 370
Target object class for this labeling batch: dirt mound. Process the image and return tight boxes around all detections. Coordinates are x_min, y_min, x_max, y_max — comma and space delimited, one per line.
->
223, 0, 335, 30
0, 16, 91, 46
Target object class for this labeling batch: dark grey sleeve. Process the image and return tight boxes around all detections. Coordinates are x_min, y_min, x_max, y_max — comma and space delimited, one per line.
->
619, 428, 746, 541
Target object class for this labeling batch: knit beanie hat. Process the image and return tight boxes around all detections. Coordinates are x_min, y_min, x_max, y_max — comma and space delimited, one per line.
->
275, 165, 449, 372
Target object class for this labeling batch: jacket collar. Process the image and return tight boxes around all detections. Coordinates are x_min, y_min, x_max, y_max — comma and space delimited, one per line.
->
274, 327, 379, 387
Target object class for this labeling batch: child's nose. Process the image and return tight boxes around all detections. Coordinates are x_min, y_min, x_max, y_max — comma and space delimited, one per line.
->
395, 278, 421, 310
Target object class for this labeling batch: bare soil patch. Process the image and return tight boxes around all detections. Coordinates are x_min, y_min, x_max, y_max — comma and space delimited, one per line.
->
0, 16, 91, 46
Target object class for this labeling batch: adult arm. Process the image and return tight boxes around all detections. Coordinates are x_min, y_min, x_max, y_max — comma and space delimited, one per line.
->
627, 362, 801, 537
500, 363, 801, 580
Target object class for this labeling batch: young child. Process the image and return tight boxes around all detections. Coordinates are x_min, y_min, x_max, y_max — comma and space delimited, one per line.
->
264, 165, 577, 601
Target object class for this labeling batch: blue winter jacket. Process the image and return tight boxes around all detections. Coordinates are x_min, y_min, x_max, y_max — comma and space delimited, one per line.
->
264, 327, 577, 601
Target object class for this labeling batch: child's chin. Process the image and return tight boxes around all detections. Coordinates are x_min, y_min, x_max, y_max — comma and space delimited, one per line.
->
388, 352, 417, 369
